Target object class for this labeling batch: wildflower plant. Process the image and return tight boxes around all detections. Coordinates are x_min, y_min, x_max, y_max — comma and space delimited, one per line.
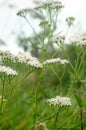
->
0, 0, 86, 130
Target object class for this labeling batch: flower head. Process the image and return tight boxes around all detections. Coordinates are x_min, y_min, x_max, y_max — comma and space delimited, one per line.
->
47, 96, 71, 107
43, 58, 69, 67
70, 35, 86, 46
0, 50, 43, 69
0, 65, 18, 76
27, 57, 43, 69
41, 0, 63, 6
47, 96, 61, 105
0, 50, 32, 63
15, 51, 32, 63
51, 34, 65, 43
60, 97, 71, 107
35, 0, 64, 10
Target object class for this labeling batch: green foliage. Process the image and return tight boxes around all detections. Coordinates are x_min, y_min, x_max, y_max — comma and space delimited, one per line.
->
0, 0, 86, 130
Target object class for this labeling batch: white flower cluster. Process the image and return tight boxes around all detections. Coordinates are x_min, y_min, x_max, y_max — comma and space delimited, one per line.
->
41, 0, 62, 5
47, 96, 71, 107
51, 34, 65, 43
39, 0, 64, 10
70, 35, 86, 46
43, 58, 69, 66
0, 50, 13, 60
0, 50, 32, 63
28, 57, 43, 69
0, 65, 18, 76
0, 50, 43, 69
15, 51, 32, 63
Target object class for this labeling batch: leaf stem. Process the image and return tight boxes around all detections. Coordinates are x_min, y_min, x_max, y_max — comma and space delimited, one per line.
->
80, 108, 83, 130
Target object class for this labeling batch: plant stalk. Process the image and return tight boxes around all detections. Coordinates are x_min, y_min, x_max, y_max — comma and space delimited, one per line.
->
80, 108, 83, 130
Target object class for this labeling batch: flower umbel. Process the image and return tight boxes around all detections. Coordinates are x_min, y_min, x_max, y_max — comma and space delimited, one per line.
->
0, 50, 32, 63
51, 34, 65, 43
43, 58, 69, 67
0, 50, 43, 69
0, 65, 18, 76
40, 0, 64, 10
70, 35, 86, 46
47, 96, 71, 107
47, 96, 61, 105
28, 57, 43, 69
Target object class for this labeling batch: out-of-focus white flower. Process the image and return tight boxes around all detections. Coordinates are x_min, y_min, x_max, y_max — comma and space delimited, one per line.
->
51, 34, 65, 43
60, 59, 69, 64
0, 65, 18, 76
0, 50, 15, 61
41, 0, 62, 6
47, 96, 61, 105
35, 122, 49, 130
60, 97, 71, 107
43, 58, 69, 66
35, 0, 64, 10
70, 35, 86, 46
80, 79, 86, 83
47, 96, 71, 107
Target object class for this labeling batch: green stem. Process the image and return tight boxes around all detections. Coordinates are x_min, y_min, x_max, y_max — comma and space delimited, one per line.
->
61, 46, 74, 72
78, 89, 83, 130
52, 112, 59, 130
34, 81, 39, 125
51, 67, 62, 94
80, 108, 83, 130
24, 16, 43, 43
8, 71, 33, 100
37, 111, 59, 124
0, 80, 5, 116
41, 41, 46, 62
33, 72, 42, 130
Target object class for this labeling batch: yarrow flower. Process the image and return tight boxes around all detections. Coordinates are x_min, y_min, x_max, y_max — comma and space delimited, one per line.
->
47, 96, 71, 107
59, 97, 72, 107
15, 51, 33, 63
70, 35, 86, 46
41, 0, 61, 4
0, 50, 32, 63
27, 57, 43, 68
43, 58, 69, 67
47, 96, 61, 105
51, 34, 65, 43
35, 0, 64, 10
41, 0, 63, 6
0, 65, 18, 76
0, 50, 43, 69
14, 52, 43, 69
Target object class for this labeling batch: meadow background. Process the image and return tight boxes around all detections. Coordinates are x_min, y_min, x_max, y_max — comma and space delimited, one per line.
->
0, 0, 86, 130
